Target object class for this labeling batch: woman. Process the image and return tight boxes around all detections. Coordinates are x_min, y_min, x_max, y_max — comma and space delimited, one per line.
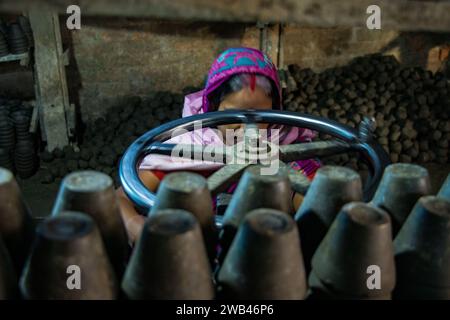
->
117, 47, 320, 243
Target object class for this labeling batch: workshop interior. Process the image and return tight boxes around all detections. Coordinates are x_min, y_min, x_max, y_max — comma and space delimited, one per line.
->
0, 1, 449, 301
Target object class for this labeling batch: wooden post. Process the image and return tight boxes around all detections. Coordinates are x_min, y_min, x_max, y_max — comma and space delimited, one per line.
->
28, 8, 71, 151
257, 22, 284, 68
257, 22, 286, 88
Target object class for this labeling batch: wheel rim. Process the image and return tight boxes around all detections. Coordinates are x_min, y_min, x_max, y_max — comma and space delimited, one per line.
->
120, 109, 390, 212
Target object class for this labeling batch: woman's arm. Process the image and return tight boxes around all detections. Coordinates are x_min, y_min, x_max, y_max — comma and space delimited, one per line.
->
117, 169, 305, 243
293, 192, 304, 212
116, 170, 161, 243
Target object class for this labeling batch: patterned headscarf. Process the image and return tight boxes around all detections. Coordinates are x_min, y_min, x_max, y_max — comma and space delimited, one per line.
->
202, 47, 282, 112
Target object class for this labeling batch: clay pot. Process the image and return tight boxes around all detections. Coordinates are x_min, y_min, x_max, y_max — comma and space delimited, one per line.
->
310, 202, 395, 299
20, 211, 118, 299
51, 170, 128, 279
220, 165, 292, 261
149, 172, 217, 263
295, 166, 362, 274
437, 173, 450, 201
394, 196, 450, 299
7, 23, 28, 54
122, 209, 214, 300
0, 236, 17, 299
218, 208, 307, 300
0, 167, 34, 274
371, 163, 431, 235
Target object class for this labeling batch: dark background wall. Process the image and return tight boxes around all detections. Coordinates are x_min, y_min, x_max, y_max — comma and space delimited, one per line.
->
61, 17, 259, 121
59, 19, 450, 121
1, 16, 449, 122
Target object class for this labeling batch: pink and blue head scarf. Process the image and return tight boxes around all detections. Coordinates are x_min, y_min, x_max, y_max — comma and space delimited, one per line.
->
202, 47, 282, 112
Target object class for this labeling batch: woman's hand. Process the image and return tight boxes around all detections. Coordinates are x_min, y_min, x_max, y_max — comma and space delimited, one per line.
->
116, 170, 161, 244
293, 192, 305, 212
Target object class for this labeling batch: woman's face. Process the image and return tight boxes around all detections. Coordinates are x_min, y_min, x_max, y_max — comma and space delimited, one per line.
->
217, 86, 272, 144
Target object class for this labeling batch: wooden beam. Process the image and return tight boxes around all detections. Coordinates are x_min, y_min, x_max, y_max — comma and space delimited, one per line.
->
29, 8, 70, 151
257, 22, 281, 67
1, 0, 450, 32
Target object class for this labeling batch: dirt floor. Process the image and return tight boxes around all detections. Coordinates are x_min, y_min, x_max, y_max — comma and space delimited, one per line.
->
17, 163, 450, 219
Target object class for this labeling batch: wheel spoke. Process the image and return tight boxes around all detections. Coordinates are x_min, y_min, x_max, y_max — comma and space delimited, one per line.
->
143, 142, 228, 164
207, 163, 251, 196
277, 161, 311, 194
279, 140, 351, 162
288, 171, 310, 194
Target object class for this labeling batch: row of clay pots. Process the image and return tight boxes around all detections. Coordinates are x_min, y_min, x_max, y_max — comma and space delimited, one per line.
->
1, 165, 449, 299
0, 17, 31, 56
0, 169, 127, 299
295, 163, 449, 299
0, 104, 36, 178
305, 193, 450, 300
